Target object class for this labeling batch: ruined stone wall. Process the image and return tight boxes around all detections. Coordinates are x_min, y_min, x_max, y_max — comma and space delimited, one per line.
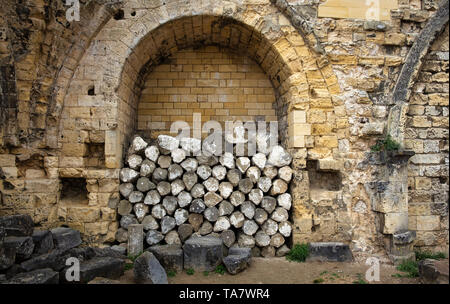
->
406, 24, 449, 252
0, 0, 448, 255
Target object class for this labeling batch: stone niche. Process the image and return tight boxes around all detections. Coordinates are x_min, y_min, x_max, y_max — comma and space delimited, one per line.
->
60, 178, 88, 205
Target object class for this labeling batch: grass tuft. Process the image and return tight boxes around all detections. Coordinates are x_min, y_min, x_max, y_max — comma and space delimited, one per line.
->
167, 270, 176, 277
396, 260, 419, 278
286, 243, 309, 263
186, 268, 195, 275
415, 250, 446, 261
371, 134, 400, 152
127, 252, 143, 263
214, 264, 226, 275
352, 273, 368, 284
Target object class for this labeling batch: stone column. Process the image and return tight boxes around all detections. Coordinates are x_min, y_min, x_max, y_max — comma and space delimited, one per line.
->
365, 150, 416, 264
128, 224, 143, 257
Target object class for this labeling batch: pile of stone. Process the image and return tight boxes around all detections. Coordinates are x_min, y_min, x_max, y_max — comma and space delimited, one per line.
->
117, 135, 294, 257
0, 214, 126, 284
135, 235, 252, 284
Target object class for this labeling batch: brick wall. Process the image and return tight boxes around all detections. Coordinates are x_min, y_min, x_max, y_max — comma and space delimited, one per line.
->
406, 24, 449, 252
137, 46, 277, 139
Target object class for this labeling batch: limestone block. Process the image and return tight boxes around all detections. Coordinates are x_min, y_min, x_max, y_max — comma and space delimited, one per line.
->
383, 213, 409, 234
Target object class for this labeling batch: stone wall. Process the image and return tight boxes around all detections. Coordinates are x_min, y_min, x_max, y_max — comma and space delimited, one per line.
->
405, 24, 449, 252
0, 0, 448, 256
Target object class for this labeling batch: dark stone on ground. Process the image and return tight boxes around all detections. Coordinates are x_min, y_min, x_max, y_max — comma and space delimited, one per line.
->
134, 251, 168, 284
20, 249, 67, 272
20, 247, 95, 272
51, 227, 82, 251
306, 242, 353, 262
223, 247, 251, 275
5, 264, 25, 279
0, 227, 5, 243
183, 236, 223, 272
92, 247, 127, 259
147, 244, 183, 273
419, 259, 449, 284
0, 246, 16, 271
0, 215, 34, 237
32, 230, 54, 254
3, 236, 35, 261
60, 257, 125, 284
4, 268, 59, 284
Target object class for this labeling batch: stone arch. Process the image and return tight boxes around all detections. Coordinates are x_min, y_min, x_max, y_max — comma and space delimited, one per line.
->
59, 0, 341, 162
387, 0, 449, 145
57, 0, 343, 245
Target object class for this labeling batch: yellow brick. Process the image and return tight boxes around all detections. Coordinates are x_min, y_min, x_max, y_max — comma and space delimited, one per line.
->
289, 111, 307, 124
329, 54, 358, 65
290, 123, 312, 136
315, 136, 338, 148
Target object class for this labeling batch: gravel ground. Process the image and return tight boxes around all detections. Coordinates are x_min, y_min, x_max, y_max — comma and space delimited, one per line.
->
117, 257, 420, 284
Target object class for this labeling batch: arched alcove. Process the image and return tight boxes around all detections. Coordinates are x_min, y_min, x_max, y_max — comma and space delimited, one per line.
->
56, 1, 342, 245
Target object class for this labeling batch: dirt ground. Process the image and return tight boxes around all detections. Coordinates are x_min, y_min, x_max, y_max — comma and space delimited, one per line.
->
118, 257, 420, 284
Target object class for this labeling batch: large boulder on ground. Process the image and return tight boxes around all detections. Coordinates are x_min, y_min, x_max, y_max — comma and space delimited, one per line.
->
223, 247, 252, 275
51, 227, 82, 251
307, 242, 353, 262
3, 236, 35, 261
0, 214, 34, 237
183, 236, 223, 272
134, 251, 168, 284
32, 230, 54, 254
60, 256, 124, 284
147, 244, 183, 273
5, 268, 59, 284
419, 259, 449, 284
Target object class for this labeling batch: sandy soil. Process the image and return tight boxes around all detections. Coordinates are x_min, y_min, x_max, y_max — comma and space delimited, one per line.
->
118, 257, 420, 284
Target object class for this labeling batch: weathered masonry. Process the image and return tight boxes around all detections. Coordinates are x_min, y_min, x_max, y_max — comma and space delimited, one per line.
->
0, 0, 448, 261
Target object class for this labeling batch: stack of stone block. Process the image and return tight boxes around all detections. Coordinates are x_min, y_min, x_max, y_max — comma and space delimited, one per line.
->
117, 134, 294, 257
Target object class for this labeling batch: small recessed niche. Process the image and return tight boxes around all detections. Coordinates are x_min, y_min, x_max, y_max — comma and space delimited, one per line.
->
60, 178, 88, 205
87, 85, 95, 96
307, 160, 342, 191
131, 11, 136, 17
